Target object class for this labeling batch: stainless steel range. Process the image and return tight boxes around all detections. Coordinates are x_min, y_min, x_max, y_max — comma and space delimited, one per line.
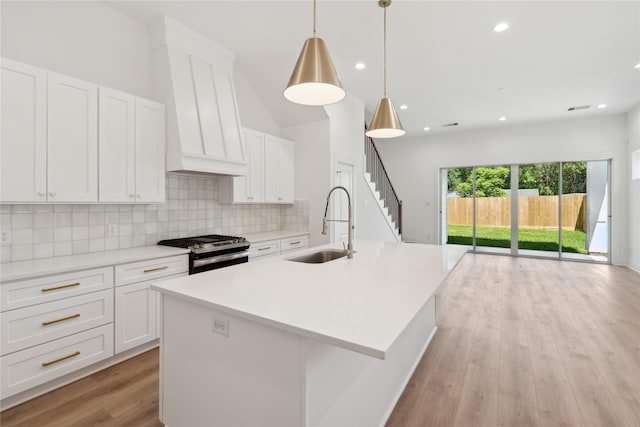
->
158, 234, 250, 274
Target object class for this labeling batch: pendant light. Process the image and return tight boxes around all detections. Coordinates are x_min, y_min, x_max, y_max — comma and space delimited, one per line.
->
366, 0, 405, 138
284, 0, 346, 106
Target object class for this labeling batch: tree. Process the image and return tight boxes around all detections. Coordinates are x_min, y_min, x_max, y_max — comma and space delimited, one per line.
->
451, 167, 509, 197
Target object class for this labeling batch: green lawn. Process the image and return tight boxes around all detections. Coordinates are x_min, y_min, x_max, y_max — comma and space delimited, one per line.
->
447, 225, 588, 254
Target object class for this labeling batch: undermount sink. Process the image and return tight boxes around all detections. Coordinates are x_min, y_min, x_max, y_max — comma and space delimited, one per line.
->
287, 249, 349, 264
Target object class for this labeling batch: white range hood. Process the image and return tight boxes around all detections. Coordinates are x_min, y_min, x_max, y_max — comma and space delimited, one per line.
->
149, 17, 247, 176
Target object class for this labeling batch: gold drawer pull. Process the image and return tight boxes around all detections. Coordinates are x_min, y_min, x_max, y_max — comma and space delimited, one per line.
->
42, 313, 80, 326
258, 247, 272, 251
289, 241, 301, 245
143, 266, 169, 273
42, 351, 80, 367
42, 282, 80, 292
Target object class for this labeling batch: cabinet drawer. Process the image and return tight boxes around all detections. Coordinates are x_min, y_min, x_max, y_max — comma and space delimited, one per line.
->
1, 324, 114, 398
115, 255, 188, 286
280, 235, 309, 253
1, 289, 113, 356
1, 267, 113, 312
249, 239, 280, 259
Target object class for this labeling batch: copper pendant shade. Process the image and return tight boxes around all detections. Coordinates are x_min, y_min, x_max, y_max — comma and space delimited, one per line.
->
284, 0, 345, 106
366, 0, 405, 139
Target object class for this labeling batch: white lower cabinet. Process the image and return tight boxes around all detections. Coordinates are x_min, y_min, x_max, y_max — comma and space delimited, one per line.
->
1, 324, 113, 398
114, 255, 188, 354
249, 234, 309, 259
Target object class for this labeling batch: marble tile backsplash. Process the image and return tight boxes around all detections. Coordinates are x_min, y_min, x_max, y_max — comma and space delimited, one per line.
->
0, 173, 309, 263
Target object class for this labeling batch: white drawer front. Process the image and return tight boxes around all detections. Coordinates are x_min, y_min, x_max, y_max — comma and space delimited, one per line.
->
1, 289, 113, 356
0, 324, 114, 398
1, 267, 113, 312
280, 235, 309, 253
115, 255, 188, 287
249, 239, 280, 259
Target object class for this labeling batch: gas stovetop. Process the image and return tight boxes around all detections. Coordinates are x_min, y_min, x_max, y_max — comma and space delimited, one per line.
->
158, 234, 249, 254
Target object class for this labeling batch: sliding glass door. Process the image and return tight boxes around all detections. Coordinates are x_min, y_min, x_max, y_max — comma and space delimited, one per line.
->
442, 160, 610, 263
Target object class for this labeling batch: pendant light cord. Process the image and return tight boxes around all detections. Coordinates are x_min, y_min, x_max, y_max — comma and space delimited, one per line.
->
313, 0, 317, 37
383, 5, 387, 98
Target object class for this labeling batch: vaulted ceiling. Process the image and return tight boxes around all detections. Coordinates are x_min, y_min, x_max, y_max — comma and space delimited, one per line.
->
106, 1, 640, 136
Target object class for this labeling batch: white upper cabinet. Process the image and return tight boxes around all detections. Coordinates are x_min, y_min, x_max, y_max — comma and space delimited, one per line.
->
99, 88, 136, 202
218, 128, 294, 204
135, 98, 166, 203
1, 59, 48, 202
1, 59, 98, 203
47, 73, 98, 202
265, 136, 294, 204
99, 89, 165, 203
150, 17, 246, 176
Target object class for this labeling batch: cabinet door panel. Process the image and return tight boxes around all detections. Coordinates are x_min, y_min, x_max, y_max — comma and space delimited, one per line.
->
47, 73, 98, 202
0, 59, 47, 202
115, 280, 156, 353
135, 98, 166, 203
264, 136, 279, 203
99, 87, 135, 202
278, 140, 295, 203
247, 131, 265, 202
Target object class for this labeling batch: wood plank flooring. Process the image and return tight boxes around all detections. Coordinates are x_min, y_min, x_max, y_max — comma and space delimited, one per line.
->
2, 253, 639, 427
387, 254, 640, 427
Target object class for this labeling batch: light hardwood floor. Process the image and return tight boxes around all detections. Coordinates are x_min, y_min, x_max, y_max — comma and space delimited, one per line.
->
2, 253, 639, 427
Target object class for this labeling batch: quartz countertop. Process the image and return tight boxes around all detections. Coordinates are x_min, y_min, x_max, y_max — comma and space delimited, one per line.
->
0, 246, 190, 282
152, 240, 467, 359
243, 230, 309, 243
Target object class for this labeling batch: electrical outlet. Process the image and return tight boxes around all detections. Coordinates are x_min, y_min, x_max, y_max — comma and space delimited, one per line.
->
212, 317, 229, 337
1, 230, 11, 245
108, 224, 119, 237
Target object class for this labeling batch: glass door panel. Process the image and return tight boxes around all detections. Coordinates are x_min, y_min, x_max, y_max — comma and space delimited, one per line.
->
445, 167, 474, 248
473, 166, 511, 254
517, 163, 560, 258
561, 161, 609, 262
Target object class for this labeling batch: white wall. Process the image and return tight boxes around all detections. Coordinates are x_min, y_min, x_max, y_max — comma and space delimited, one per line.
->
234, 72, 282, 136
284, 120, 331, 247
626, 104, 640, 272
1, 1, 153, 99
377, 115, 629, 265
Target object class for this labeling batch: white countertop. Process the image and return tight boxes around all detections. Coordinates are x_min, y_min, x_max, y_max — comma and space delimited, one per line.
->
243, 230, 309, 243
0, 246, 190, 282
152, 240, 468, 359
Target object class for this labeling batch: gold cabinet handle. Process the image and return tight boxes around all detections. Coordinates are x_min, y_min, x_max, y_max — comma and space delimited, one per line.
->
289, 241, 301, 245
42, 351, 80, 367
137, 194, 141, 198
49, 192, 56, 197
38, 191, 45, 196
42, 282, 80, 292
144, 266, 169, 273
258, 247, 271, 251
42, 313, 80, 326
129, 194, 136, 198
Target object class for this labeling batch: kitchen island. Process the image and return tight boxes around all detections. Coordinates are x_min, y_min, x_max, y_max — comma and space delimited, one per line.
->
152, 240, 467, 427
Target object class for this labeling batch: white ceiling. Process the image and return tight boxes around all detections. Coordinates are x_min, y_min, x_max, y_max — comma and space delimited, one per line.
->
105, 0, 640, 137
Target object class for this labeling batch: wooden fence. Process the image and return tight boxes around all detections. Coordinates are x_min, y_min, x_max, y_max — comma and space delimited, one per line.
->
447, 194, 587, 231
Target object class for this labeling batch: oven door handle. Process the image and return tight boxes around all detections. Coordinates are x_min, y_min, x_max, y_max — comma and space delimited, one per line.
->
192, 250, 250, 268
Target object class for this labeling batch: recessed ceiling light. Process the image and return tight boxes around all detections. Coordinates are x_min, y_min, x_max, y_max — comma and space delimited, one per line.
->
597, 104, 607, 109
634, 62, 640, 69
494, 22, 509, 32
355, 62, 366, 70
400, 104, 408, 110
423, 126, 431, 131
497, 87, 509, 93
498, 116, 507, 121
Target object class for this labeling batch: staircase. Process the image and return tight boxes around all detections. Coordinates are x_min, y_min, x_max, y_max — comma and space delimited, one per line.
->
363, 132, 402, 241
